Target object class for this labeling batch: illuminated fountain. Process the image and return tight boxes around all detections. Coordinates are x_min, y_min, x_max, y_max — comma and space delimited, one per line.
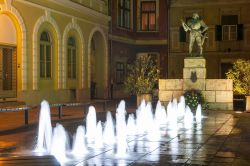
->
155, 100, 167, 126
35, 100, 52, 153
184, 106, 194, 129
177, 96, 186, 118
103, 111, 115, 145
145, 103, 161, 141
195, 104, 202, 123
115, 100, 128, 156
86, 106, 97, 143
167, 100, 178, 130
50, 123, 69, 162
71, 125, 87, 157
136, 100, 147, 135
94, 121, 104, 149
126, 114, 136, 136
34, 96, 204, 164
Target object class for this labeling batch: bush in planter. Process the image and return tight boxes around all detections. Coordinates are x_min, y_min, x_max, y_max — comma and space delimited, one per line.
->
184, 89, 208, 111
226, 59, 250, 95
124, 55, 159, 96
226, 59, 250, 111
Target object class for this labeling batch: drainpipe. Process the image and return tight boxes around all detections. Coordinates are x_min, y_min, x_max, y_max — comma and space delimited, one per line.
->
167, 0, 171, 78
108, 0, 113, 99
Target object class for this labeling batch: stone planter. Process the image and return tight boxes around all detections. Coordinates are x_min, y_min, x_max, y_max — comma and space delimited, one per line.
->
137, 94, 152, 106
245, 96, 250, 112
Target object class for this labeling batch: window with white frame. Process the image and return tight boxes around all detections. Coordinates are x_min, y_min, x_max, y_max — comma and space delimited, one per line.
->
67, 37, 76, 79
40, 31, 52, 78
222, 15, 238, 41
222, 25, 237, 41
118, 0, 131, 29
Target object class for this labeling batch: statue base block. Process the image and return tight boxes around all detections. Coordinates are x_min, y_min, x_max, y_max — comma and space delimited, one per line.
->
184, 57, 206, 68
158, 56, 233, 110
183, 57, 206, 90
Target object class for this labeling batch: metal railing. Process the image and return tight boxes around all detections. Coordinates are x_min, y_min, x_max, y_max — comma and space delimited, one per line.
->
0, 100, 111, 125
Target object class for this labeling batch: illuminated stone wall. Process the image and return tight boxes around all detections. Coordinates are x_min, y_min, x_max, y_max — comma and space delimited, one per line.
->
159, 58, 233, 110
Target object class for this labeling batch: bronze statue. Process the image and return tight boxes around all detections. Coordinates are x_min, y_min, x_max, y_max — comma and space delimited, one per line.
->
181, 13, 208, 56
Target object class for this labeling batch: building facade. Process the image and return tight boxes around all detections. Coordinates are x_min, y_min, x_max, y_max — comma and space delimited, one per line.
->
109, 0, 169, 98
0, 0, 110, 104
169, 0, 250, 79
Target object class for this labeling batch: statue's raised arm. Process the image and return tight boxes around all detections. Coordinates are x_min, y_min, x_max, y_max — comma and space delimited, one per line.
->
181, 13, 208, 56
181, 19, 191, 32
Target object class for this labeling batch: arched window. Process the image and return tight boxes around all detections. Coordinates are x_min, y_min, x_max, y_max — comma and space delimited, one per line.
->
67, 37, 76, 79
40, 31, 52, 78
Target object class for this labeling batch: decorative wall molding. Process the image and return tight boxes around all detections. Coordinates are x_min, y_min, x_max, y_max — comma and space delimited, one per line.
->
40, 0, 109, 20
15, 0, 110, 28
87, 26, 108, 89
62, 19, 85, 89
171, 0, 250, 7
0, 0, 27, 90
32, 11, 61, 90
109, 34, 168, 45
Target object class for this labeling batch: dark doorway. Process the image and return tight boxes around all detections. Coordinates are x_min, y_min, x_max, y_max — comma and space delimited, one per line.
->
221, 62, 233, 79
0, 46, 16, 98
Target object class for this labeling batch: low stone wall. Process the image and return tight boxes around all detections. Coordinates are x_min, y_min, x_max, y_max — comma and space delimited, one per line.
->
159, 57, 233, 110
204, 79, 233, 102
159, 79, 233, 110
159, 79, 183, 101
204, 79, 233, 110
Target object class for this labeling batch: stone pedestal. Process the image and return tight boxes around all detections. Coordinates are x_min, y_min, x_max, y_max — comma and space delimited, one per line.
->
158, 56, 233, 110
183, 57, 206, 90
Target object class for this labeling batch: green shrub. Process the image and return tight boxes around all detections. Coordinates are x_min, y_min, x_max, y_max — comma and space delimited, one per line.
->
226, 59, 250, 95
124, 55, 159, 95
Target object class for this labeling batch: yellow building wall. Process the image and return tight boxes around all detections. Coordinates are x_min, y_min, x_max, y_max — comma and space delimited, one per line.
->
0, 0, 110, 105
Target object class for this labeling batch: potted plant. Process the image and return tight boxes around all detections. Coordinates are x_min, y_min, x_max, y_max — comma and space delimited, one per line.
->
184, 89, 209, 111
124, 55, 159, 106
226, 59, 250, 112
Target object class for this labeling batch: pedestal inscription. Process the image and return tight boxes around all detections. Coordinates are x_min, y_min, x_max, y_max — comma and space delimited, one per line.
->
183, 68, 206, 79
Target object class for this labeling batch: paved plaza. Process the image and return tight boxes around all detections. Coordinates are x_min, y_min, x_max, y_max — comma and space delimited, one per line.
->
0, 100, 250, 166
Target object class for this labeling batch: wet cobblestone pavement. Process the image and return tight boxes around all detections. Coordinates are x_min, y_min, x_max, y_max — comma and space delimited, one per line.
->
0, 105, 250, 165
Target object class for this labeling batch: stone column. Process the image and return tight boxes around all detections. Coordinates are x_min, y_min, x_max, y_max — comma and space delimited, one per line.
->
183, 57, 206, 90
